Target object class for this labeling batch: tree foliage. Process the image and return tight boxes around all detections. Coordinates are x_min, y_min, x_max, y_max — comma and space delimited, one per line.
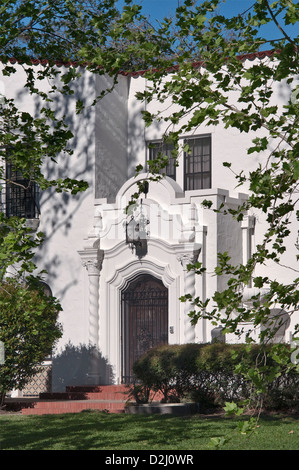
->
0, 0, 101, 398
0, 1, 104, 283
0, 277, 62, 405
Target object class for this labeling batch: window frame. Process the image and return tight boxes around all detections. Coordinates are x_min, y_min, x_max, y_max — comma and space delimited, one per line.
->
184, 134, 212, 191
147, 140, 177, 181
4, 161, 40, 219
147, 134, 212, 191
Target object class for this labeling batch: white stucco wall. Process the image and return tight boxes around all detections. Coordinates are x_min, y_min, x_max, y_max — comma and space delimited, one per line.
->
123, 57, 298, 352
0, 63, 96, 339
2, 56, 297, 390
0, 63, 132, 389
126, 58, 298, 286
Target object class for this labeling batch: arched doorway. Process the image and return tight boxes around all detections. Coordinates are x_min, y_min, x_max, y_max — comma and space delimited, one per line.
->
121, 274, 168, 383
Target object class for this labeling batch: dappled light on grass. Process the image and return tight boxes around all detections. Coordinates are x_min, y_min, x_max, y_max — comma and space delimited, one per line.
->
0, 412, 232, 450
1, 412, 299, 450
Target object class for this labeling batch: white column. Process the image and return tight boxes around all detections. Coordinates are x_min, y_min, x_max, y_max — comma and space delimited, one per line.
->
79, 248, 103, 385
177, 247, 200, 343
80, 249, 103, 348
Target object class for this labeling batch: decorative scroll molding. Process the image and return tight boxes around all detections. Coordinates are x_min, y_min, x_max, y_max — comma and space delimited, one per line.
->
176, 251, 200, 270
79, 248, 104, 276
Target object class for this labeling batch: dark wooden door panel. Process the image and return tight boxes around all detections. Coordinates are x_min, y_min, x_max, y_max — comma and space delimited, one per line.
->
121, 275, 168, 383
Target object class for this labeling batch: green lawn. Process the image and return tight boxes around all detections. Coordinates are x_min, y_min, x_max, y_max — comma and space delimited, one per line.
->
0, 411, 298, 451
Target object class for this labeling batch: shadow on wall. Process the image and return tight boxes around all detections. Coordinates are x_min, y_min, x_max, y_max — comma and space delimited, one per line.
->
28, 68, 96, 303
52, 342, 115, 392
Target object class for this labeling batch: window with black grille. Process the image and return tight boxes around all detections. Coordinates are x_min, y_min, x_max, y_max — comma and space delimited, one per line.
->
4, 162, 39, 218
184, 135, 211, 190
148, 141, 176, 180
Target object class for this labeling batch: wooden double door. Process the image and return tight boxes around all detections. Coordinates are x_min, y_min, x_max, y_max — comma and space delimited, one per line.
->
121, 274, 168, 383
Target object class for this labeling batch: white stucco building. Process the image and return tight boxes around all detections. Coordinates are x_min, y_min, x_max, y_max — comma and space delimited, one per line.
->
1, 53, 298, 393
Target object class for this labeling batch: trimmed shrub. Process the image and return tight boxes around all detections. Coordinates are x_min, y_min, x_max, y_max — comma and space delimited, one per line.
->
132, 343, 299, 410
132, 344, 183, 402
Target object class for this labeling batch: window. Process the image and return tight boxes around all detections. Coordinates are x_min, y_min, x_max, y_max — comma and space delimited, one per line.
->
148, 141, 176, 180
184, 135, 211, 190
147, 135, 212, 191
4, 162, 39, 218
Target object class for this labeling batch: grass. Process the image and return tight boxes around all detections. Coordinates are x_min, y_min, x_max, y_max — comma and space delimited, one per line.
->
0, 411, 299, 450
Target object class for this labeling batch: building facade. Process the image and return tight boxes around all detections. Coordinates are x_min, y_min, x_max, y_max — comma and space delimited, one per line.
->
1, 56, 298, 393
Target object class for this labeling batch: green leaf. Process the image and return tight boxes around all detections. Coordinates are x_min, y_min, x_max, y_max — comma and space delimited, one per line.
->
209, 436, 230, 449
294, 161, 299, 180
224, 401, 244, 416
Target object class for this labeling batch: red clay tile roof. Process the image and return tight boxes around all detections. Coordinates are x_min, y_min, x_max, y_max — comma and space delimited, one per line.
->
4, 49, 278, 73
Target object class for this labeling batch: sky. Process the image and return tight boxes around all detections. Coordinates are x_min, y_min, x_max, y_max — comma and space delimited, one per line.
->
116, 0, 298, 42
136, 0, 256, 19
117, 0, 256, 18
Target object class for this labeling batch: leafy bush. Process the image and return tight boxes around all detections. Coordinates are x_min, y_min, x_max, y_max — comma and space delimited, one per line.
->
0, 278, 62, 406
132, 343, 299, 410
132, 344, 182, 402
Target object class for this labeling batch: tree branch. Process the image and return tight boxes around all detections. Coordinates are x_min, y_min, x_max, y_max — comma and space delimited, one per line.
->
264, 0, 296, 45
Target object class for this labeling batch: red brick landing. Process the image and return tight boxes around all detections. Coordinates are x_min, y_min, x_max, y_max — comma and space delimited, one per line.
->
8, 385, 132, 416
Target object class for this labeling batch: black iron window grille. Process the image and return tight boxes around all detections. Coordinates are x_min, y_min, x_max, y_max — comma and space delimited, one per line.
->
148, 141, 176, 180
3, 162, 40, 218
184, 135, 211, 190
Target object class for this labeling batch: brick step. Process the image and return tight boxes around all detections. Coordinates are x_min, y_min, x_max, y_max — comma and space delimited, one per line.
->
6, 385, 164, 416
21, 399, 127, 415
20, 385, 132, 416
40, 389, 130, 401
66, 385, 129, 393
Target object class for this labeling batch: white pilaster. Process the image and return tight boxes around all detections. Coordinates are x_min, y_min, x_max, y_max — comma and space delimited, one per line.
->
176, 244, 201, 343
79, 248, 104, 348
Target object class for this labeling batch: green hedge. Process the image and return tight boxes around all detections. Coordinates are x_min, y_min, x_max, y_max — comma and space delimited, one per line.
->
132, 343, 299, 410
